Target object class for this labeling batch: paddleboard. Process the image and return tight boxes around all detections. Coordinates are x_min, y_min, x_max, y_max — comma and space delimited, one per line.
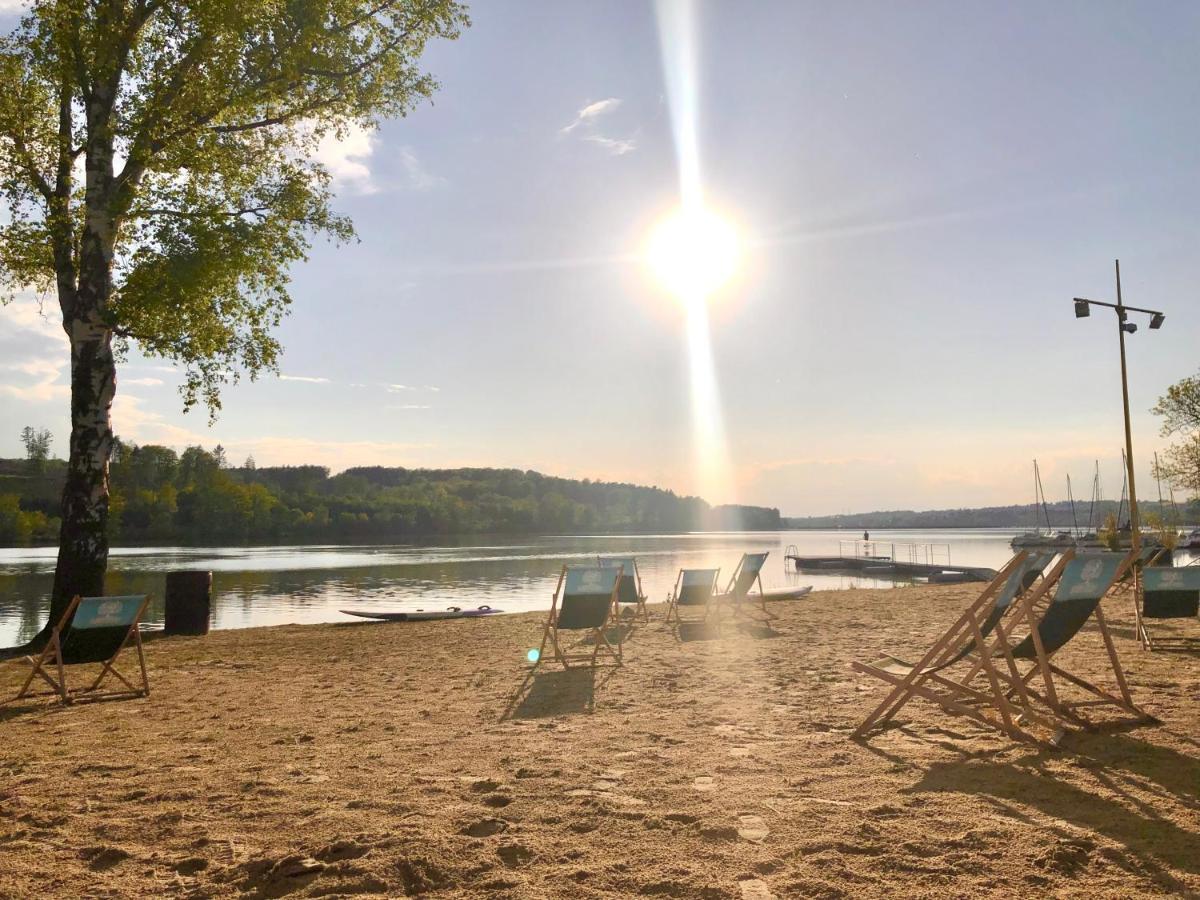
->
763, 586, 813, 601
340, 605, 501, 622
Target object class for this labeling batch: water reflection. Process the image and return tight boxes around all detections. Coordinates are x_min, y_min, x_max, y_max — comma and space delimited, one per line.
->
0, 529, 1054, 646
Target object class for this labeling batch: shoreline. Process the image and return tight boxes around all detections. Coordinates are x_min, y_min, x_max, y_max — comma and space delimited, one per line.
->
2, 586, 1198, 898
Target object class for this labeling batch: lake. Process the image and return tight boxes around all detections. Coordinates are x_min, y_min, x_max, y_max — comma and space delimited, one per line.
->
1, 527, 1173, 647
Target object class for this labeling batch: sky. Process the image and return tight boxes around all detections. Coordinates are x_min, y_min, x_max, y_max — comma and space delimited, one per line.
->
2, 0, 1199, 516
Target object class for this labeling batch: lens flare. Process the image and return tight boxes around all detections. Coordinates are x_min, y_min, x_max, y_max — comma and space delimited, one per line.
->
646, 207, 741, 303
525, 648, 540, 663
652, 0, 740, 509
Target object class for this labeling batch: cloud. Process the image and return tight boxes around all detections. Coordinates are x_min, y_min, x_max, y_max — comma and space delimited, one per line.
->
583, 134, 637, 156
0, 295, 69, 403
396, 147, 446, 191
312, 122, 377, 194
387, 404, 431, 410
124, 376, 164, 387
560, 98, 622, 135
111, 393, 208, 446
559, 98, 637, 156
0, 1, 29, 12
279, 374, 331, 384
386, 383, 439, 394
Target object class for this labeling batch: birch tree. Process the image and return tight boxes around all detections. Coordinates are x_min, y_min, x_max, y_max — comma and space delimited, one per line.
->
0, 0, 467, 637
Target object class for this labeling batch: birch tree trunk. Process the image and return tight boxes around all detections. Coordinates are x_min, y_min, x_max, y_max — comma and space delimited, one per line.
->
47, 312, 116, 625
44, 90, 120, 633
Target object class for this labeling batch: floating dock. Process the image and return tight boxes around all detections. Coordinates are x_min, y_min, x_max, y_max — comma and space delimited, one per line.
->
784, 539, 996, 584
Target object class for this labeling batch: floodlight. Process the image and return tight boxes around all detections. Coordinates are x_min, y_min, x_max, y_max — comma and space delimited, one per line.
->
1122, 322, 1138, 334
1149, 313, 1165, 329
1074, 299, 1090, 318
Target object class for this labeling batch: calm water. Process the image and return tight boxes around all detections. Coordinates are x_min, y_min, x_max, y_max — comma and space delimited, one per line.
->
0, 528, 1067, 646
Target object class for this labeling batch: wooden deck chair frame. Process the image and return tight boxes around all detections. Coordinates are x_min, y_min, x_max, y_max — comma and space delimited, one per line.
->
1133, 562, 1200, 651
13, 594, 151, 705
534, 565, 623, 669
718, 553, 772, 622
997, 549, 1153, 736
598, 556, 649, 624
852, 552, 1064, 745
664, 567, 721, 626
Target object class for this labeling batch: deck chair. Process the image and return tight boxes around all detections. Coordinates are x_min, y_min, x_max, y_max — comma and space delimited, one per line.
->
1001, 550, 1152, 734
1134, 565, 1200, 651
853, 551, 1054, 742
664, 568, 721, 626
13, 595, 150, 705
598, 556, 649, 623
534, 566, 623, 669
716, 552, 771, 620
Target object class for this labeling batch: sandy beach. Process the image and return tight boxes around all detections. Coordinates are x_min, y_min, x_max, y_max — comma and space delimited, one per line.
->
1, 584, 1197, 899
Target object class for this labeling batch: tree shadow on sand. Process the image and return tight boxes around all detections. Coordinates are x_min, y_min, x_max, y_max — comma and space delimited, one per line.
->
500, 665, 618, 721
904, 730, 1200, 892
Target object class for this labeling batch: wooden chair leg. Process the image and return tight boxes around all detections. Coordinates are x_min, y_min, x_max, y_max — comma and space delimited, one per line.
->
135, 630, 150, 696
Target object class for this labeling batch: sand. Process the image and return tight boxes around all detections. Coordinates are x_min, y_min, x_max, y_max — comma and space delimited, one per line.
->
1, 584, 1198, 899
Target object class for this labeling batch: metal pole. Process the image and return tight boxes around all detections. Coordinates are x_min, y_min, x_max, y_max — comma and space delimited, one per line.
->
1114, 259, 1140, 555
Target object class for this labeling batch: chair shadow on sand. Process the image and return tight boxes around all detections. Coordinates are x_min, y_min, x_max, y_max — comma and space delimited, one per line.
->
500, 665, 618, 721
903, 730, 1200, 892
674, 620, 782, 643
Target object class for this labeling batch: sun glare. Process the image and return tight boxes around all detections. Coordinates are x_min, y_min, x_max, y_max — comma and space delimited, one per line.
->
646, 206, 741, 302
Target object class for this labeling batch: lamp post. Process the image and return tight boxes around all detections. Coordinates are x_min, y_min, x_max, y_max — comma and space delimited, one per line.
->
1073, 260, 1166, 556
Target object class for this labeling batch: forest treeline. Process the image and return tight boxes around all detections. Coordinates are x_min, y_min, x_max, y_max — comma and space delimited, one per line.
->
0, 444, 781, 545
784, 498, 1200, 531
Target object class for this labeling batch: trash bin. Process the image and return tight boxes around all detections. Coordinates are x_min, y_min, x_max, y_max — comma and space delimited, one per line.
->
164, 570, 212, 636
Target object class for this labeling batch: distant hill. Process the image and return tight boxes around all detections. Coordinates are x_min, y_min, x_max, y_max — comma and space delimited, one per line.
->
0, 450, 781, 545
783, 498, 1199, 530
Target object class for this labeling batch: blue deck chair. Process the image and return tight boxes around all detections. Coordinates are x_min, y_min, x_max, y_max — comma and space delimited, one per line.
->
853, 552, 1054, 741
1135, 566, 1200, 651
1005, 551, 1152, 732
716, 552, 771, 620
664, 568, 721, 626
13, 595, 150, 705
598, 556, 648, 623
534, 565, 623, 668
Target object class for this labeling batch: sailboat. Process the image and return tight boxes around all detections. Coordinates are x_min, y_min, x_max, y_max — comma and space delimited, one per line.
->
1075, 461, 1105, 548
1011, 460, 1076, 550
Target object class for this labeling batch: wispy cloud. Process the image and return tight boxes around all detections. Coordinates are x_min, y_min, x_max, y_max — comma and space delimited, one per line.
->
0, 294, 69, 403
279, 374, 331, 384
124, 376, 164, 387
583, 134, 636, 156
559, 98, 637, 156
387, 404, 432, 410
560, 98, 622, 135
396, 147, 446, 191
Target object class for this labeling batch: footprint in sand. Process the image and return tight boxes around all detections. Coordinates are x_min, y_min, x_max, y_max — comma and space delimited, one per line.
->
739, 878, 777, 899
693, 776, 716, 792
737, 815, 769, 842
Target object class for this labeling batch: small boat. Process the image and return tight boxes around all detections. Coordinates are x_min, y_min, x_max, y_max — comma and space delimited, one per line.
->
1179, 529, 1200, 550
929, 571, 973, 584
763, 586, 813, 602
341, 605, 501, 622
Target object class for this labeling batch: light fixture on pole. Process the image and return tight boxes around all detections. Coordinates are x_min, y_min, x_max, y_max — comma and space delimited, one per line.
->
1072, 260, 1166, 557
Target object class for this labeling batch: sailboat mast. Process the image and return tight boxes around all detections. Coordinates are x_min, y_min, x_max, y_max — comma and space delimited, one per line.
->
1154, 451, 1165, 522
1068, 474, 1079, 536
1035, 460, 1052, 531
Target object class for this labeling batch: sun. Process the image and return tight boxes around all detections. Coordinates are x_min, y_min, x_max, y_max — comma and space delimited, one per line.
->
645, 206, 741, 302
